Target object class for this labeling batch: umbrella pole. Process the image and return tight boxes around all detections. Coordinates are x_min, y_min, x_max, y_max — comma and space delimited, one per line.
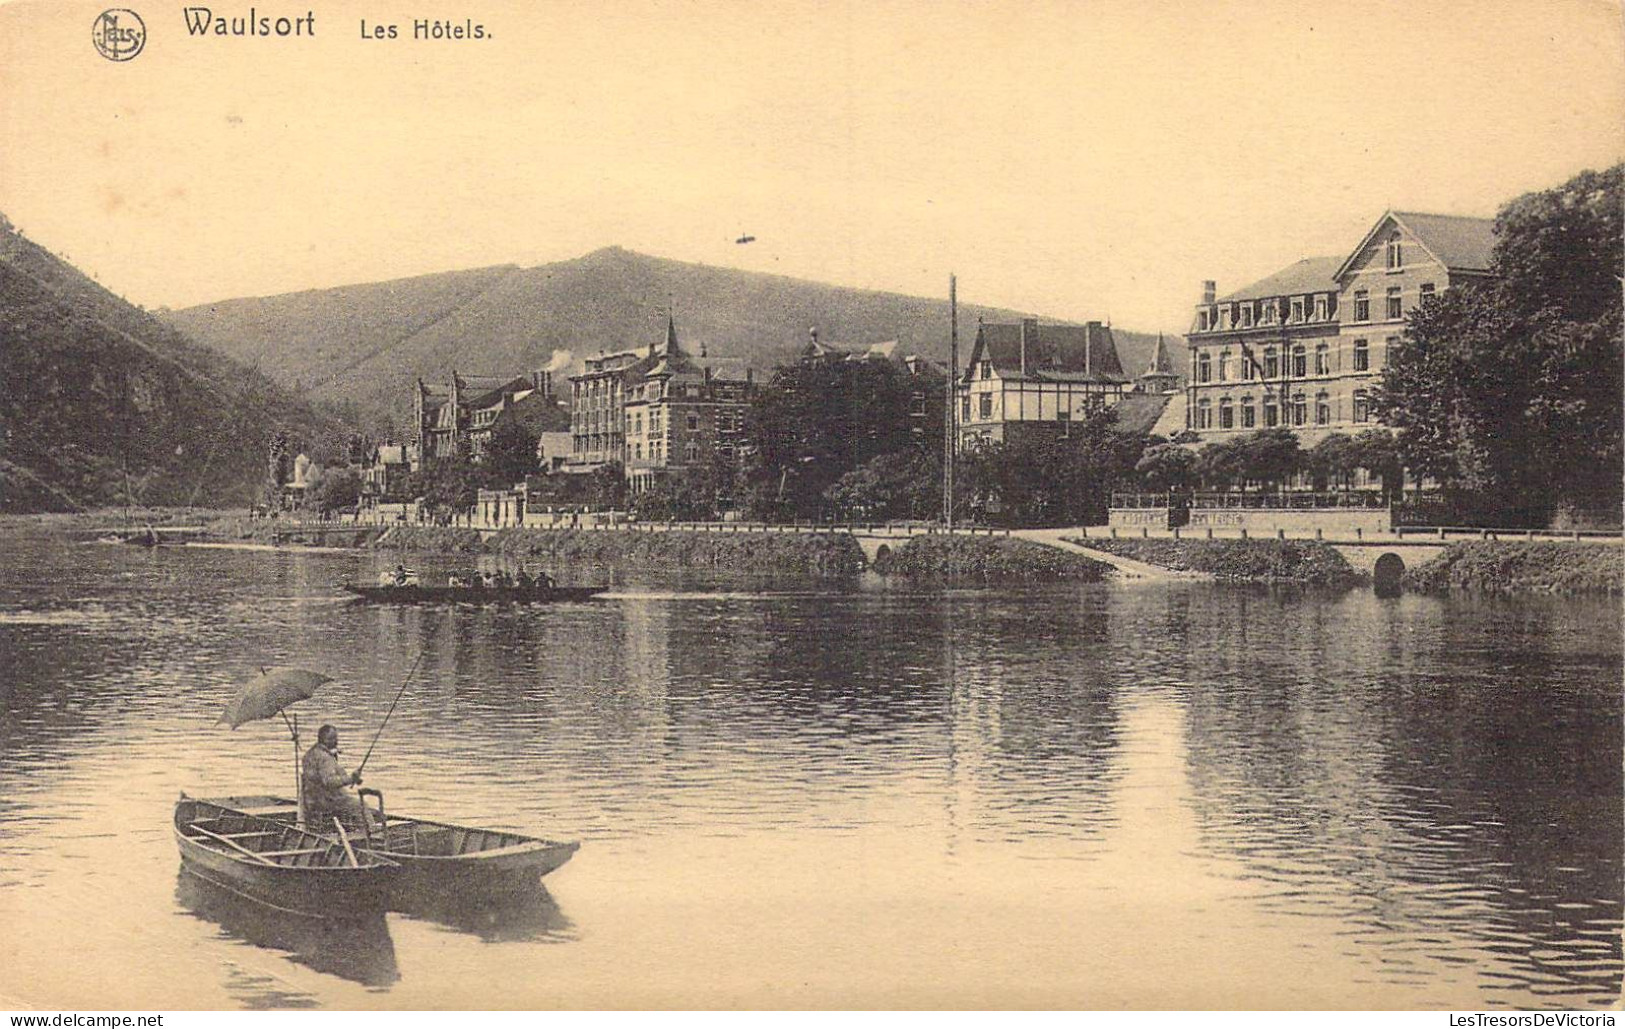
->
282, 710, 302, 825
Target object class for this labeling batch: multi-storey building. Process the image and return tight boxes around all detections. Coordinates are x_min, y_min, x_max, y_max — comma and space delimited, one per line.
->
797, 328, 948, 443
956, 318, 1130, 448
568, 350, 640, 471
569, 317, 756, 492
1185, 210, 1495, 444
413, 370, 564, 470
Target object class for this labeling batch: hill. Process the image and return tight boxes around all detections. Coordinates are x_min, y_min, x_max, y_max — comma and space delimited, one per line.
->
0, 214, 345, 512
166, 247, 1182, 426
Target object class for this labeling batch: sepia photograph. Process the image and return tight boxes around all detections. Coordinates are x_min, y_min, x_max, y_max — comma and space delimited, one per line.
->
0, 0, 1621, 1013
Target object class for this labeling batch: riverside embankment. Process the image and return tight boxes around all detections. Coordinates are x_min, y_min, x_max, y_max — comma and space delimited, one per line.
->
1071, 537, 1362, 585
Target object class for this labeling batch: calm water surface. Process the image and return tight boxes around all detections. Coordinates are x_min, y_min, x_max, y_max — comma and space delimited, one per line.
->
0, 531, 1618, 1009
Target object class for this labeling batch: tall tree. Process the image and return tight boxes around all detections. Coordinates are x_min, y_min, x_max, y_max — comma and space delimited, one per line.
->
1376, 164, 1623, 519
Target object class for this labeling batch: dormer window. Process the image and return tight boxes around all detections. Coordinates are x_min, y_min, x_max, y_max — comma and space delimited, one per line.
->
1239, 304, 1253, 328
1197, 309, 1211, 332
1289, 297, 1304, 323
1313, 295, 1328, 322
1219, 305, 1232, 330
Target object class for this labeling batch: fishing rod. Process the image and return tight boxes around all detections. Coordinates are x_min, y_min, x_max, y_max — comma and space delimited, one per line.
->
356, 609, 443, 776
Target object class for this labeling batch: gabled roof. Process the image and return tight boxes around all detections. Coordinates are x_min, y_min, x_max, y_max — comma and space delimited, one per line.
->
1334, 210, 1497, 280
966, 320, 1127, 384
1219, 257, 1343, 302
1112, 394, 1173, 435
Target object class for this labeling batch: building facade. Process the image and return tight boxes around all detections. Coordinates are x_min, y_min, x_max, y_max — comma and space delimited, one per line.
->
414, 370, 563, 470
956, 318, 1130, 448
1184, 210, 1495, 445
568, 317, 756, 492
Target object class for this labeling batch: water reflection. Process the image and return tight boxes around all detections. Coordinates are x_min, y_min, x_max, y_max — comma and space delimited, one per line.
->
395, 882, 575, 944
1176, 588, 1623, 1005
174, 870, 399, 995
0, 533, 1619, 1009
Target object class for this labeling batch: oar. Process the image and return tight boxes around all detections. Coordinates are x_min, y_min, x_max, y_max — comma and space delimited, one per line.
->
332, 817, 359, 868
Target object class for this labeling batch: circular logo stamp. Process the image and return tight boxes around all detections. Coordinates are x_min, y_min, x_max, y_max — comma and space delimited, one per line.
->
92, 9, 146, 62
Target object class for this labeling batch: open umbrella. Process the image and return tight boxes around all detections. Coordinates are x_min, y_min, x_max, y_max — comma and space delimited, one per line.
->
218, 667, 332, 729
217, 667, 335, 819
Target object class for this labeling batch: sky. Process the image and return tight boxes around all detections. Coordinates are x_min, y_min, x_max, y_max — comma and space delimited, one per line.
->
0, 0, 1621, 334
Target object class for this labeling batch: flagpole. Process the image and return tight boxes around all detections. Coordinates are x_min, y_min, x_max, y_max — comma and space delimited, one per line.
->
944, 274, 957, 530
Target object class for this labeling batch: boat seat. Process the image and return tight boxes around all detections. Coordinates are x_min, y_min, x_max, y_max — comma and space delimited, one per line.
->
258, 848, 330, 858
216, 830, 282, 840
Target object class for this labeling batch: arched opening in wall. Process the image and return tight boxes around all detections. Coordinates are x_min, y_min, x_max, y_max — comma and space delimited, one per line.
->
872, 543, 892, 570
1373, 552, 1405, 596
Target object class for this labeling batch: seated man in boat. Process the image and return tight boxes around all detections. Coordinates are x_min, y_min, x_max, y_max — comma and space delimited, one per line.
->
301, 725, 381, 833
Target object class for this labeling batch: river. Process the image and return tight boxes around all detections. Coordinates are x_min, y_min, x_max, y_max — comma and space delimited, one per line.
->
0, 530, 1618, 1009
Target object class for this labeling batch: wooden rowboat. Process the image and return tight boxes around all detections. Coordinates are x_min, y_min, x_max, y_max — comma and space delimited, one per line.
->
174, 795, 399, 918
200, 794, 580, 901
341, 583, 605, 605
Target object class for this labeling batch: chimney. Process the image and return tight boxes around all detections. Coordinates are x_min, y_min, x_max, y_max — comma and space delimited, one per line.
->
1020, 318, 1037, 378
1202, 280, 1217, 305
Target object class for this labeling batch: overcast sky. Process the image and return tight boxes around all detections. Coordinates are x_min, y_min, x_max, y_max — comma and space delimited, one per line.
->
1, 0, 1620, 333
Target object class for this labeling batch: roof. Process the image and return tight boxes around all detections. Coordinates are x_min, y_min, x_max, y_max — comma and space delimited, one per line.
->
1144, 334, 1178, 376
969, 320, 1127, 384
1112, 394, 1173, 436
1148, 392, 1188, 438
1390, 211, 1497, 273
1220, 257, 1343, 302
1334, 210, 1497, 280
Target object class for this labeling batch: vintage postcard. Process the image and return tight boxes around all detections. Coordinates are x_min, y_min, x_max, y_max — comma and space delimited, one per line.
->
0, 0, 1621, 1013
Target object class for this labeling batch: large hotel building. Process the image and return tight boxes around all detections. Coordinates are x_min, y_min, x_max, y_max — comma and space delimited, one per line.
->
1184, 210, 1495, 442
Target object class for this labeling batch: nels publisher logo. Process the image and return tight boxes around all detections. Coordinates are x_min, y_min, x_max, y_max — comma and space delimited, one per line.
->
92, 9, 147, 61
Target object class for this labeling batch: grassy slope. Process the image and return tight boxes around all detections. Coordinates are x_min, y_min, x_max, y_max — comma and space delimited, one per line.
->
1403, 541, 1624, 594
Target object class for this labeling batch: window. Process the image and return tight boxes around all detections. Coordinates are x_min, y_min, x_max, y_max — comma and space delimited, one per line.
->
1219, 398, 1234, 429
1197, 398, 1212, 429
1315, 392, 1330, 425
1238, 304, 1252, 328
1261, 299, 1278, 325
1419, 282, 1436, 305
1263, 400, 1279, 427
1353, 389, 1370, 423
1219, 305, 1232, 330
1198, 353, 1211, 383
1314, 344, 1329, 375
910, 393, 927, 416
1291, 393, 1307, 426
1354, 290, 1370, 322
1264, 347, 1279, 379
979, 394, 992, 419
1386, 287, 1402, 320
1241, 348, 1255, 380
962, 396, 971, 422
687, 413, 699, 431
1353, 339, 1370, 372
1218, 352, 1230, 381
1198, 309, 1211, 332
1241, 398, 1256, 428
1290, 297, 1305, 323
1291, 345, 1306, 378
1313, 295, 1328, 322
635, 443, 643, 460
685, 444, 699, 463
1386, 235, 1403, 270
981, 361, 992, 380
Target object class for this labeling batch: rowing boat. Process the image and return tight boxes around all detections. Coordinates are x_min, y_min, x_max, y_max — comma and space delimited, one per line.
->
199, 794, 580, 901
173, 795, 399, 918
341, 583, 605, 604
